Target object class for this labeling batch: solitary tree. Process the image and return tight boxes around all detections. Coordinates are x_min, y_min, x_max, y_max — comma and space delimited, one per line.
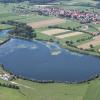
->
90, 44, 94, 48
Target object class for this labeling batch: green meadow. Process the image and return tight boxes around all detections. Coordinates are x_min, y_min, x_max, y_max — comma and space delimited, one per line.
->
0, 24, 14, 30
0, 73, 100, 100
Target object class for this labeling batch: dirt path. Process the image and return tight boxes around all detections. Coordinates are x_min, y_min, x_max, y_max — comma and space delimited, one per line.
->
10, 81, 34, 90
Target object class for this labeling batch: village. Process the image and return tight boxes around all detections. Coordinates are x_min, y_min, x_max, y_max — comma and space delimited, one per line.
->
36, 6, 100, 24
0, 70, 12, 81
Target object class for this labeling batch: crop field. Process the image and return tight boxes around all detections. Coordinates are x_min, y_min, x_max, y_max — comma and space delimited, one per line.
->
41, 29, 70, 36
86, 27, 99, 33
15, 15, 54, 23
0, 14, 53, 23
56, 20, 81, 29
0, 4, 12, 14
87, 24, 100, 33
52, 0, 97, 5
59, 33, 93, 46
0, 3, 54, 23
54, 5, 100, 13
77, 35, 100, 49
27, 18, 66, 29
52, 0, 100, 13
55, 32, 84, 39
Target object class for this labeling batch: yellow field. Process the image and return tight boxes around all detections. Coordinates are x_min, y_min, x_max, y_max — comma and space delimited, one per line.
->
55, 32, 84, 39
41, 29, 70, 36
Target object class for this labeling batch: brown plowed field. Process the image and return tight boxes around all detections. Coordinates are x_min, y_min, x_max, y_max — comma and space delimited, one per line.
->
28, 18, 65, 29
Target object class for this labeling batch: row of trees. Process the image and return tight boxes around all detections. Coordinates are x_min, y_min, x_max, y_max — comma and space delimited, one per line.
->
0, 82, 19, 89
1, 21, 36, 39
65, 40, 98, 53
48, 25, 80, 31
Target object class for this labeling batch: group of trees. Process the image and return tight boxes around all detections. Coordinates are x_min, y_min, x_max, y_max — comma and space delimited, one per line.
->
76, 36, 92, 43
48, 25, 78, 31
15, 75, 55, 83
65, 36, 93, 46
0, 82, 19, 89
1, 21, 36, 39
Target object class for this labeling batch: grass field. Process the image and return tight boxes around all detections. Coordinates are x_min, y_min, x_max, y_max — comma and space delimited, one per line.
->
0, 3, 54, 23
58, 33, 93, 46
0, 14, 54, 23
83, 79, 100, 100
53, 0, 100, 13
0, 79, 88, 100
15, 15, 54, 23
57, 20, 81, 29
0, 24, 14, 30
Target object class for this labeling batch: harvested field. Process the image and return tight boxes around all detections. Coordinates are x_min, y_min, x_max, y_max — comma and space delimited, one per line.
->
55, 32, 84, 39
28, 18, 65, 29
77, 35, 100, 49
41, 29, 70, 36
98, 28, 100, 31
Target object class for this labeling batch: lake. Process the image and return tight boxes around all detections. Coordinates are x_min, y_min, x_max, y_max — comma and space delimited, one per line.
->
0, 30, 9, 37
0, 30, 100, 82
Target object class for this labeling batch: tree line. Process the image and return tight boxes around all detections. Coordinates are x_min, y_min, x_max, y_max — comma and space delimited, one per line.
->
1, 21, 36, 39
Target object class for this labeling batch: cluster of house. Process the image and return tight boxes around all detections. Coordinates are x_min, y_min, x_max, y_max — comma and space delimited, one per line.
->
36, 7, 100, 23
0, 71, 11, 81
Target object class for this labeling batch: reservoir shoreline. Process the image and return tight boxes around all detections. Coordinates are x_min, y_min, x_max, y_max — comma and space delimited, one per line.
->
0, 30, 100, 83
0, 64, 99, 84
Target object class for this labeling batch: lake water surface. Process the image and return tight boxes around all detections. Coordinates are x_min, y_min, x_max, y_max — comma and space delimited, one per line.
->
0, 30, 100, 82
